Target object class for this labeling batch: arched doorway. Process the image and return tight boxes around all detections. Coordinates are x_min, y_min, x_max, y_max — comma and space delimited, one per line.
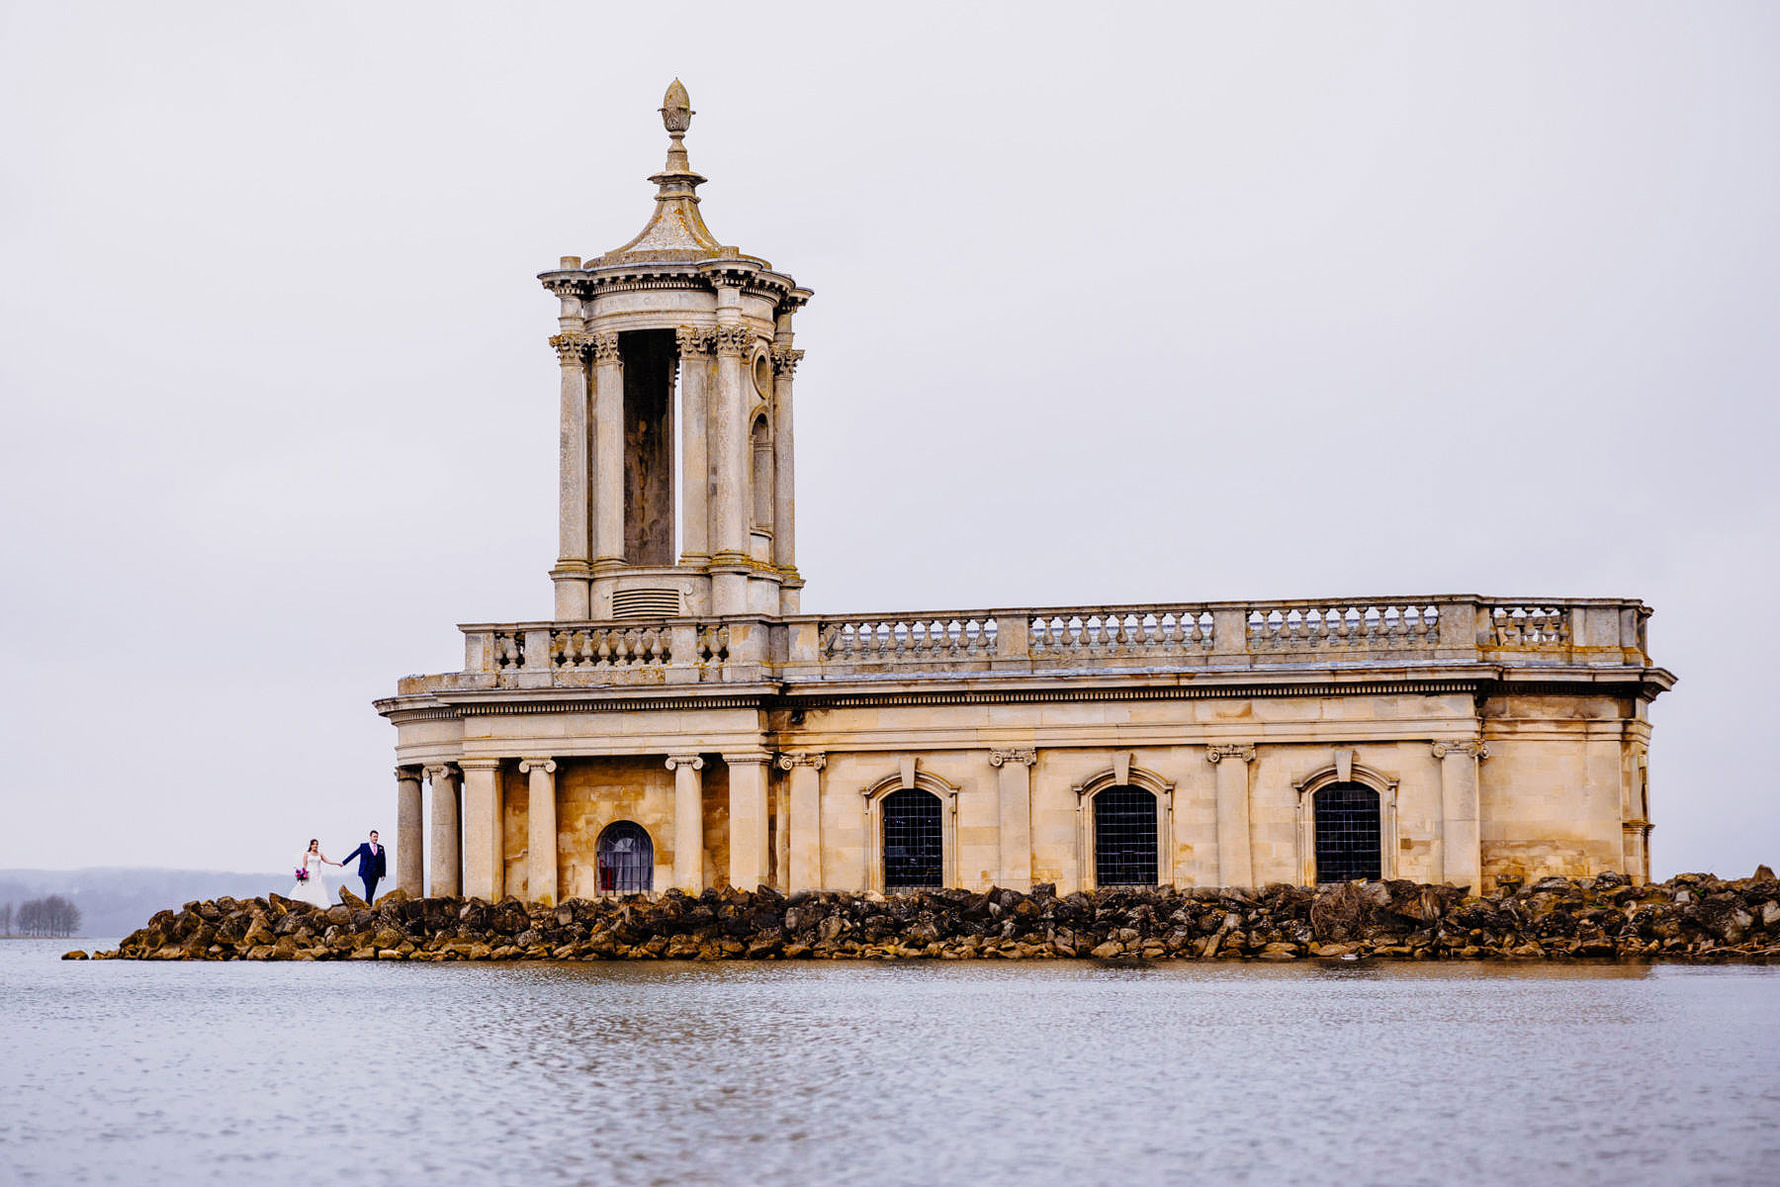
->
597, 821, 654, 893
1094, 785, 1158, 886
882, 788, 942, 889
1313, 783, 1382, 882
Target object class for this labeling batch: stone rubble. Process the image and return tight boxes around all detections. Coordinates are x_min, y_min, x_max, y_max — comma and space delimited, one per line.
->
77, 868, 1780, 964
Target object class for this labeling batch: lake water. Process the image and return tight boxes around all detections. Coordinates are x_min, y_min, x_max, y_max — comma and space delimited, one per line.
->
3, 940, 1777, 1186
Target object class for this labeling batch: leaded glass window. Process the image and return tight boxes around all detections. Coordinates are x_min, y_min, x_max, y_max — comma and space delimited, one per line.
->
882, 789, 943, 889
1094, 785, 1158, 886
1314, 783, 1382, 882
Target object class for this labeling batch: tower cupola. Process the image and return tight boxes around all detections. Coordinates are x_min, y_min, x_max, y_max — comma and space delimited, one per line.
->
538, 81, 812, 622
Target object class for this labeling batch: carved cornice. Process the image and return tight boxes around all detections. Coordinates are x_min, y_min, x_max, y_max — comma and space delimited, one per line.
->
1205, 744, 1256, 765
713, 324, 753, 357
665, 755, 706, 771
1431, 740, 1490, 759
518, 758, 558, 775
675, 325, 713, 356
548, 333, 589, 365
988, 748, 1036, 768
770, 346, 804, 377
776, 752, 827, 771
588, 332, 621, 365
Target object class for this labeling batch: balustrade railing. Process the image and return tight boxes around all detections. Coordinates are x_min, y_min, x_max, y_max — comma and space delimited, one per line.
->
437, 596, 1649, 692
820, 615, 997, 662
1245, 602, 1438, 653
1029, 608, 1213, 658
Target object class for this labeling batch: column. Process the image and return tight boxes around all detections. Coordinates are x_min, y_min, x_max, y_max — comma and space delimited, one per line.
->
590, 331, 624, 567
519, 758, 557, 905
459, 758, 504, 902
710, 323, 751, 614
666, 755, 705, 892
549, 333, 591, 619
1208, 745, 1256, 888
989, 749, 1035, 890
675, 327, 711, 564
1434, 740, 1486, 892
769, 345, 802, 574
778, 752, 826, 892
425, 764, 461, 897
395, 767, 424, 897
724, 751, 772, 891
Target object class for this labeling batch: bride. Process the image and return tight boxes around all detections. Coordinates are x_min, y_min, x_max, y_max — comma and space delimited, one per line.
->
289, 838, 339, 908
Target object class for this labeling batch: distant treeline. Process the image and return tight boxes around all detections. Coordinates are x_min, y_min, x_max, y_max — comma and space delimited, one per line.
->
2, 896, 84, 937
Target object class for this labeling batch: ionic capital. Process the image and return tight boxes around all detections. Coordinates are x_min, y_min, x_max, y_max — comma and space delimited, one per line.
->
770, 346, 804, 377
423, 763, 459, 785
588, 331, 621, 364
712, 324, 753, 357
1431, 740, 1490, 760
988, 748, 1036, 769
776, 752, 827, 772
518, 758, 558, 775
675, 325, 712, 356
394, 766, 424, 784
665, 754, 706, 772
1206, 744, 1256, 765
548, 333, 588, 365
457, 757, 503, 772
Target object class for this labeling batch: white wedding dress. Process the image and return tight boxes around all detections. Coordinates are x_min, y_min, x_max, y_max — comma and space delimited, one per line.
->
289, 852, 334, 908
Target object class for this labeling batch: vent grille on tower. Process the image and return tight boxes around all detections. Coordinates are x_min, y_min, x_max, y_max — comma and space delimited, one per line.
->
611, 589, 683, 619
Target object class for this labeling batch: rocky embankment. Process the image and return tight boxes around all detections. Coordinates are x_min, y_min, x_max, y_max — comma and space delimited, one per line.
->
75, 869, 1780, 963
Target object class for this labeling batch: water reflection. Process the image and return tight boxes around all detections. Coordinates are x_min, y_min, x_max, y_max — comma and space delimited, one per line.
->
2, 942, 1776, 1186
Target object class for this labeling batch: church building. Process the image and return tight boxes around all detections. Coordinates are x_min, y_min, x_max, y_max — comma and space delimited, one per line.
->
375, 82, 1673, 903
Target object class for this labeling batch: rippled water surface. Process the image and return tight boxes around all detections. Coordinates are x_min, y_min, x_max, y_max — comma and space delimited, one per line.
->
3, 940, 1778, 1185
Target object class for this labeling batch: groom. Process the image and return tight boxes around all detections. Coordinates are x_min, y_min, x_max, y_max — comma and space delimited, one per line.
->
340, 830, 387, 904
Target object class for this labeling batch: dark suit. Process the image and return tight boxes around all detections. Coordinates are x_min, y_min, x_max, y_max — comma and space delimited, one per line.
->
341, 841, 387, 903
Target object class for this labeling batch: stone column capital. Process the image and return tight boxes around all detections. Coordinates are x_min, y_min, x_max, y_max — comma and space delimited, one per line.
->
666, 754, 706, 772
1206, 744, 1256, 765
675, 325, 713, 356
457, 756, 503, 772
1431, 740, 1490, 760
722, 749, 775, 766
394, 766, 424, 783
588, 331, 621, 364
423, 763, 460, 785
776, 752, 826, 771
770, 346, 804, 376
549, 333, 589, 365
988, 748, 1036, 768
712, 325, 753, 357
518, 758, 557, 775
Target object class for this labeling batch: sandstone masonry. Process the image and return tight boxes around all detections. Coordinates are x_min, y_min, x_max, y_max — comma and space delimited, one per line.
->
373, 82, 1675, 906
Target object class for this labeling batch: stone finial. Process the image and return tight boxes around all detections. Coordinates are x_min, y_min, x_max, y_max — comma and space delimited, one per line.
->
602, 80, 725, 261
661, 78, 693, 133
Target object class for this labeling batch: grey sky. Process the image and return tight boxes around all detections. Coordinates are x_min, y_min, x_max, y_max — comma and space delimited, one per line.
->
2, 2, 1774, 877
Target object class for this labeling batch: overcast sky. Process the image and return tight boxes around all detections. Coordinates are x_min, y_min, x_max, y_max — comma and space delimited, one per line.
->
2, 2, 1774, 878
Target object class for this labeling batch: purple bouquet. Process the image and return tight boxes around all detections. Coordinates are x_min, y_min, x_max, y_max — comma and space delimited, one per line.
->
294, 867, 310, 882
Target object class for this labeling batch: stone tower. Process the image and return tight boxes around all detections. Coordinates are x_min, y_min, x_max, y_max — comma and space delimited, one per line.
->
538, 79, 812, 623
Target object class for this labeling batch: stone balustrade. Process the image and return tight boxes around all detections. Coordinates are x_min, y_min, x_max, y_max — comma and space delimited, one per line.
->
400, 596, 1651, 693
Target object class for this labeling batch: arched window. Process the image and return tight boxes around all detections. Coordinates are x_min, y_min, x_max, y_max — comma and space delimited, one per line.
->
597, 821, 654, 893
882, 789, 942, 889
1093, 785, 1158, 886
1313, 783, 1382, 882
